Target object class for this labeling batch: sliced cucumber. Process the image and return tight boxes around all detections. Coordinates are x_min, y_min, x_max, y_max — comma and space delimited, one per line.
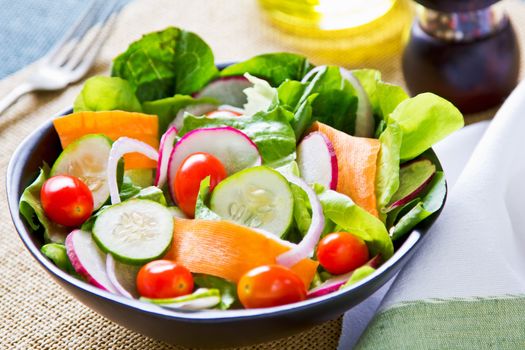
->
51, 134, 112, 210
93, 199, 173, 264
210, 166, 293, 237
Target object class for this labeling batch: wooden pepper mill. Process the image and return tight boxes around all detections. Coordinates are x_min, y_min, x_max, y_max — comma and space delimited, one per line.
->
402, 0, 520, 113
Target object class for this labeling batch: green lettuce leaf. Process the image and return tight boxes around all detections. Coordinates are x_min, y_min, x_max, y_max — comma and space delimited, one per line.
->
301, 66, 358, 135
19, 165, 68, 243
315, 185, 393, 259
389, 93, 464, 161
276, 79, 317, 138
112, 27, 218, 101
142, 94, 218, 134
376, 123, 402, 220
291, 184, 312, 236
340, 266, 376, 290
390, 171, 446, 240
180, 106, 296, 167
220, 52, 313, 86
242, 73, 279, 116
73, 76, 142, 113
41, 243, 77, 275
133, 186, 167, 205
193, 274, 239, 310
195, 177, 221, 220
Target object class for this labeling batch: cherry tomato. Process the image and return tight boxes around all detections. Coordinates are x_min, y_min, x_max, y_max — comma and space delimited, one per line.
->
237, 265, 306, 309
173, 152, 227, 217
40, 175, 94, 227
205, 110, 242, 118
136, 260, 194, 299
317, 232, 369, 275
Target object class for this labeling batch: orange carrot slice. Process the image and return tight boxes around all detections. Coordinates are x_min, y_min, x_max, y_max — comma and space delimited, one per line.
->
309, 122, 380, 217
164, 218, 318, 288
53, 111, 158, 169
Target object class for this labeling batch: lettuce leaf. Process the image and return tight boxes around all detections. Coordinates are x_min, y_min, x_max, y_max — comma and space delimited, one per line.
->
112, 27, 218, 101
193, 274, 239, 310
220, 52, 313, 87
340, 266, 376, 290
19, 165, 68, 243
376, 123, 402, 221
142, 94, 218, 134
390, 171, 446, 240
315, 185, 393, 259
389, 93, 464, 161
180, 106, 296, 167
41, 243, 77, 275
276, 79, 317, 138
195, 177, 221, 221
73, 76, 142, 113
242, 73, 279, 116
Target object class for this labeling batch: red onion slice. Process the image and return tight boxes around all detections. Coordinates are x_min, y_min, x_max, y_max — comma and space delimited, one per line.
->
154, 127, 178, 188
301, 65, 327, 84
277, 174, 325, 267
107, 137, 159, 205
106, 255, 137, 299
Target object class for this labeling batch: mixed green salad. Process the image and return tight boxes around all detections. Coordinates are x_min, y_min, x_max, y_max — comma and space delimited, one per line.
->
19, 27, 463, 310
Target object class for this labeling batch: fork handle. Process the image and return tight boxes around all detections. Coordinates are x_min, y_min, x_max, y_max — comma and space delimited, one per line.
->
0, 83, 35, 116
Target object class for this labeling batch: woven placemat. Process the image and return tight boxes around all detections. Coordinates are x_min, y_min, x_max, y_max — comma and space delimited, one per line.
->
1, 0, 523, 349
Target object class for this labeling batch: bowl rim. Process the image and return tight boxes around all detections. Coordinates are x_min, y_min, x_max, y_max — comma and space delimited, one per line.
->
6, 106, 440, 322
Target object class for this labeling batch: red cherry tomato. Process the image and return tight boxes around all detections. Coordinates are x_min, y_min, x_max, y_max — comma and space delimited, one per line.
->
317, 232, 369, 275
205, 110, 242, 118
237, 265, 306, 309
40, 175, 94, 227
136, 260, 194, 299
173, 152, 227, 217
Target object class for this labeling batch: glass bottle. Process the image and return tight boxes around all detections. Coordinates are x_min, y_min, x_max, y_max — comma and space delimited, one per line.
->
402, 0, 520, 113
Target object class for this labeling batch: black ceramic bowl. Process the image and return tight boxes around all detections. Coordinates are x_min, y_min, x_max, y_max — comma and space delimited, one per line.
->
6, 107, 446, 348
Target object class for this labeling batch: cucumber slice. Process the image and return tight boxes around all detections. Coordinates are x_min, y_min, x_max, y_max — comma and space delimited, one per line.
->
51, 134, 112, 210
210, 166, 293, 237
93, 199, 173, 264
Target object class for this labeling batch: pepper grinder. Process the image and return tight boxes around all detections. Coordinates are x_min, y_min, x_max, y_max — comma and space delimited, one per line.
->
402, 0, 520, 113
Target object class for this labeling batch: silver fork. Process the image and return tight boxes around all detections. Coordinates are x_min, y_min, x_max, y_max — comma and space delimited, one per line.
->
0, 0, 120, 115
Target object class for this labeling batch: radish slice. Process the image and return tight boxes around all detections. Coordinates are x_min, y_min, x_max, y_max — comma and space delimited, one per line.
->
307, 255, 381, 298
167, 127, 261, 201
297, 131, 338, 190
107, 137, 159, 205
194, 76, 252, 108
66, 229, 116, 293
218, 104, 244, 115
171, 103, 217, 130
106, 255, 140, 299
276, 174, 324, 267
155, 127, 178, 188
340, 68, 374, 138
388, 159, 436, 210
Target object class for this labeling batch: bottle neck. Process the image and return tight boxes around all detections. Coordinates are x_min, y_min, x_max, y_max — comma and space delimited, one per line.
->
417, 2, 508, 42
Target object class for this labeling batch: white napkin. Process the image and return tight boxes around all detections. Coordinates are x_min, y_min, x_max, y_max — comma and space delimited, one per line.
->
349, 82, 525, 348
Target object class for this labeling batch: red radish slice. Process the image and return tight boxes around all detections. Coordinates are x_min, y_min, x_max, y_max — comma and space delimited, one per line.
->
155, 127, 178, 188
307, 255, 381, 298
171, 103, 217, 130
66, 229, 116, 293
340, 68, 374, 138
194, 76, 252, 108
107, 137, 159, 205
106, 255, 140, 299
388, 159, 437, 210
167, 127, 261, 201
276, 173, 325, 268
297, 131, 338, 190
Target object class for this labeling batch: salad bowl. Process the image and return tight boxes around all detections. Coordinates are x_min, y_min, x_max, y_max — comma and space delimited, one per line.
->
6, 108, 445, 348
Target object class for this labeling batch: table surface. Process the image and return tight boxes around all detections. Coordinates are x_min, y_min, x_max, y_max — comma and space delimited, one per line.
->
0, 0, 524, 349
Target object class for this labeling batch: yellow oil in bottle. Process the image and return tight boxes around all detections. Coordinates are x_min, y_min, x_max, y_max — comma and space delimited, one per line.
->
258, 0, 413, 67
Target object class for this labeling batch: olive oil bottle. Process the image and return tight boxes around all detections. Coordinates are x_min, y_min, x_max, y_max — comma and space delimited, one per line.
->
258, 0, 413, 67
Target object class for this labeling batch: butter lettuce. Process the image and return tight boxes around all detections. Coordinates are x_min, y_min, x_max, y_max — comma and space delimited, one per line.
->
193, 274, 239, 310
376, 123, 402, 220
19, 165, 68, 243
73, 76, 142, 113
389, 93, 464, 161
220, 52, 313, 87
41, 243, 77, 275
315, 185, 394, 259
180, 106, 296, 167
112, 27, 218, 101
142, 94, 218, 134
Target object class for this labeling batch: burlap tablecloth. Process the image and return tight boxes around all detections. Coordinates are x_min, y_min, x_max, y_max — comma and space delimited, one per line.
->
1, 0, 523, 349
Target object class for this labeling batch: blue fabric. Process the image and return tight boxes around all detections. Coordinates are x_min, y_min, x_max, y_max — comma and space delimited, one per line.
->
0, 0, 131, 80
